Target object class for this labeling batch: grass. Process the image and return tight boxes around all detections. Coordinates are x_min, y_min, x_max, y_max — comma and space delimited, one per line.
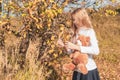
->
92, 12, 120, 80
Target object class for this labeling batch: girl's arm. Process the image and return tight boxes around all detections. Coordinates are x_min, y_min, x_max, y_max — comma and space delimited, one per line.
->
65, 29, 100, 55
79, 29, 100, 55
57, 39, 65, 47
57, 38, 72, 54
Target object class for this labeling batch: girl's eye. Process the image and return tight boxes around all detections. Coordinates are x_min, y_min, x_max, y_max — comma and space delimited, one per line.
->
72, 18, 75, 21
72, 19, 75, 21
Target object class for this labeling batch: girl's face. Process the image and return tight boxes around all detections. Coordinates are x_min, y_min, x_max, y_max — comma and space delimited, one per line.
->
71, 8, 92, 30
72, 15, 83, 28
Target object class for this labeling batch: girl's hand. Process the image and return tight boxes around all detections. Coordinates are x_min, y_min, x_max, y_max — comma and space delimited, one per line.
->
57, 38, 65, 47
65, 41, 76, 50
65, 41, 81, 51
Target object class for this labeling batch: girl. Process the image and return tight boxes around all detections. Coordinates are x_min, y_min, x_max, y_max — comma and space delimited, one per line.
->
58, 8, 100, 80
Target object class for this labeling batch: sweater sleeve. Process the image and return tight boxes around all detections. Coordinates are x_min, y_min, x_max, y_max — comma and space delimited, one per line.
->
80, 29, 100, 55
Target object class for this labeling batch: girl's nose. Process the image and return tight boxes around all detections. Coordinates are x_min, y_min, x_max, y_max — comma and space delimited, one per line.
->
73, 20, 77, 24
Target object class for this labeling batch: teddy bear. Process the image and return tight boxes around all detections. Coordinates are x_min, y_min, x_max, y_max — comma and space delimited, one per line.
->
63, 34, 90, 74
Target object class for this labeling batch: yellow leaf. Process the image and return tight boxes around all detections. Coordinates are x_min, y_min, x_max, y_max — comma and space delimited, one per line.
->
4, 4, 7, 7
51, 44, 55, 48
63, 1, 68, 6
111, 0, 115, 2
58, 32, 63, 38
21, 14, 27, 17
48, 62, 53, 66
29, 2, 33, 7
105, 13, 109, 16
36, 23, 43, 29
44, 62, 48, 65
66, 35, 70, 40
53, 53, 58, 58
2, 14, 7, 18
59, 50, 62, 55
23, 33, 26, 38
50, 0, 54, 3
8, 31, 12, 34
60, 26, 64, 31
0, 21, 2, 24
58, 8, 62, 14
48, 49, 54, 54
51, 35, 55, 40
52, 10, 57, 16
48, 23, 51, 27
52, 4, 57, 9
47, 40, 50, 44
66, 21, 71, 26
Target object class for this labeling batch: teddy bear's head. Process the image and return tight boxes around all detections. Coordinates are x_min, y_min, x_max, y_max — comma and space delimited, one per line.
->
77, 35, 90, 46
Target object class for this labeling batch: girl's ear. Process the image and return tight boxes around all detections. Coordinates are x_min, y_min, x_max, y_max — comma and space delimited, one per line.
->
82, 17, 87, 27
82, 16, 91, 28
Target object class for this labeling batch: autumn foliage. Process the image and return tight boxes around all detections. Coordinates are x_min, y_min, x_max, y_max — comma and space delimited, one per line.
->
0, 0, 120, 80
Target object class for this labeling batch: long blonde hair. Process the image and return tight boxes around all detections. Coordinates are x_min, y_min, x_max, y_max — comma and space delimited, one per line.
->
71, 8, 92, 43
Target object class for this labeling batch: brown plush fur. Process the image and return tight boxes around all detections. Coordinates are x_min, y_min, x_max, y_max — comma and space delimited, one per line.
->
63, 35, 90, 74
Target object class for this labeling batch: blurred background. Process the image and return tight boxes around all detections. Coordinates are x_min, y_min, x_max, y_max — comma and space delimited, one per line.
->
0, 0, 120, 80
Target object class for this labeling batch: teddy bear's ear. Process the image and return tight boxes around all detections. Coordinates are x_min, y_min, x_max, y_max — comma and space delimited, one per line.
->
86, 36, 90, 42
82, 41, 86, 46
78, 35, 84, 41
86, 36, 90, 41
